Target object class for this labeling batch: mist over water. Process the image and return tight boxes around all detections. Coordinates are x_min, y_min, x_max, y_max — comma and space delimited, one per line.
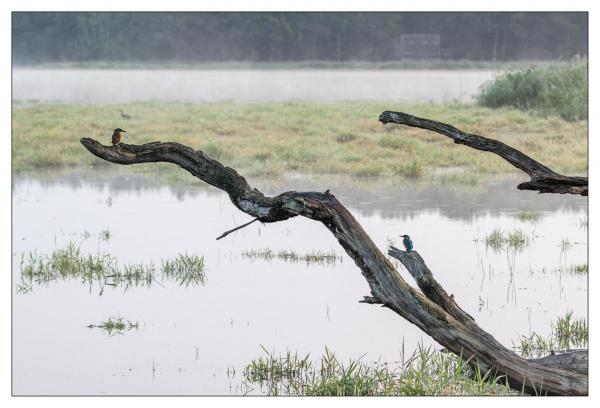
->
12, 69, 497, 103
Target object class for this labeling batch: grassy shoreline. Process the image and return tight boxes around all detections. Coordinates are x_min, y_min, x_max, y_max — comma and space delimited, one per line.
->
13, 59, 560, 71
12, 101, 587, 180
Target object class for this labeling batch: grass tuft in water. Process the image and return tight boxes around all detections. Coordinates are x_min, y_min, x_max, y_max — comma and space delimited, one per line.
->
514, 211, 542, 223
17, 242, 206, 292
161, 253, 207, 287
484, 228, 530, 252
99, 229, 111, 241
244, 345, 512, 396
514, 311, 587, 358
560, 238, 573, 252
87, 317, 139, 335
242, 248, 342, 266
505, 229, 529, 251
565, 264, 588, 275
553, 311, 588, 349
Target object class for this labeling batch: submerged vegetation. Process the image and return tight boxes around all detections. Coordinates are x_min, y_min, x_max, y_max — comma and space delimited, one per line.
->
244, 345, 511, 396
12, 101, 587, 180
87, 317, 139, 335
478, 59, 587, 121
514, 311, 588, 358
242, 248, 342, 266
17, 242, 206, 293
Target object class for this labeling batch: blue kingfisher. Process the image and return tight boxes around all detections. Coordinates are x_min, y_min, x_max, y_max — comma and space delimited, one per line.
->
400, 234, 413, 252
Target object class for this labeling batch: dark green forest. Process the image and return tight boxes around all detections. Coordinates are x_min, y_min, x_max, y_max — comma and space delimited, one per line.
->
13, 12, 587, 64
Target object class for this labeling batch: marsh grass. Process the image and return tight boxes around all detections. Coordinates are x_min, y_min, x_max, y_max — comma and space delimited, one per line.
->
241, 248, 342, 266
17, 242, 206, 292
99, 229, 111, 241
478, 59, 587, 121
565, 264, 588, 275
12, 101, 587, 179
514, 311, 588, 358
485, 228, 530, 252
161, 253, 207, 287
244, 345, 512, 396
87, 317, 139, 335
514, 211, 542, 223
560, 238, 573, 252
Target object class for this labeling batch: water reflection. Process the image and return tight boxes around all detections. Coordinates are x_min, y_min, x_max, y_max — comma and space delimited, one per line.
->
14, 167, 587, 221
12, 169, 587, 395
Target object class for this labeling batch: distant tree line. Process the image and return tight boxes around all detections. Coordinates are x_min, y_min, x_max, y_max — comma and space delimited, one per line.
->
12, 12, 587, 64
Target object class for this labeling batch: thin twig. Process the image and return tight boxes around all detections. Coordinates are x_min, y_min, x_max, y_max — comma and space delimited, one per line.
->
216, 218, 260, 240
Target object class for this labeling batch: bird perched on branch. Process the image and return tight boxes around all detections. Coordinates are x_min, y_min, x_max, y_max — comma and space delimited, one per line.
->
400, 234, 413, 252
111, 128, 127, 145
118, 109, 132, 120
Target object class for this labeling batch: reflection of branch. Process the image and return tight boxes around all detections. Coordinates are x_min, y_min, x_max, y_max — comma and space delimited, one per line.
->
379, 111, 587, 196
81, 138, 587, 396
216, 218, 259, 240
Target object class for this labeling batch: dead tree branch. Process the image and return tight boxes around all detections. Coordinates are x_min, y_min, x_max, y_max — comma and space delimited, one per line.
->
81, 138, 587, 395
216, 218, 260, 240
388, 246, 587, 391
379, 111, 587, 196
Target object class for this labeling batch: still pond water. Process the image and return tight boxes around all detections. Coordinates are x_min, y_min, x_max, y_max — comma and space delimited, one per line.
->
12, 168, 587, 395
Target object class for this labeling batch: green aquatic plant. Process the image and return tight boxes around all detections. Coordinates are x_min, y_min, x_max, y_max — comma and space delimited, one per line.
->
485, 228, 504, 251
514, 211, 542, 223
566, 264, 588, 275
241, 248, 342, 266
161, 253, 206, 287
99, 229, 111, 241
505, 229, 529, 251
17, 242, 206, 293
553, 311, 588, 350
560, 238, 573, 252
87, 317, 139, 335
514, 311, 587, 358
484, 228, 530, 252
244, 345, 512, 396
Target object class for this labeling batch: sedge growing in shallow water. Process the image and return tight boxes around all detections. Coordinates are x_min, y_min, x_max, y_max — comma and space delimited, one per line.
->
16, 241, 207, 293
243, 345, 512, 396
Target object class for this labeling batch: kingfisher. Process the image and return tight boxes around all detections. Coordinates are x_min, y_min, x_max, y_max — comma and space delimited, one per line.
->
111, 128, 127, 145
400, 234, 414, 252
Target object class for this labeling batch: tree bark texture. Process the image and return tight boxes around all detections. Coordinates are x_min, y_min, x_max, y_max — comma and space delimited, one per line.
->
379, 111, 587, 196
80, 138, 587, 395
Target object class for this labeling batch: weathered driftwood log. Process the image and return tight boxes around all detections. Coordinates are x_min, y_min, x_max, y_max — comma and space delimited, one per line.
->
388, 246, 475, 324
387, 248, 588, 385
80, 138, 587, 395
379, 111, 587, 196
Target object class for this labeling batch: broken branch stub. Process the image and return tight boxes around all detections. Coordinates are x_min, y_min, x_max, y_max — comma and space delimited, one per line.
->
80, 138, 587, 395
